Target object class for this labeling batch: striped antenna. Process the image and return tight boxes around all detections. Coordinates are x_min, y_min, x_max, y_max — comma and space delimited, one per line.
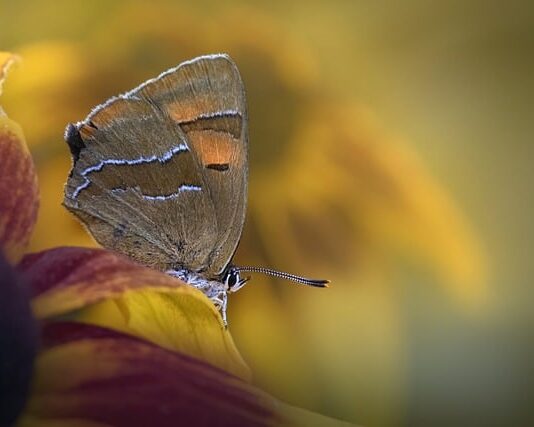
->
234, 266, 329, 288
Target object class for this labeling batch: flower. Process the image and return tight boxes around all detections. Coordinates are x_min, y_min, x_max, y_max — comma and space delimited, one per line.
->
0, 52, 354, 427
2, 5, 487, 423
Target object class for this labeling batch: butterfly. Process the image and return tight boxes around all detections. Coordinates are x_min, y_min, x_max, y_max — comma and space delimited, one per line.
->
63, 54, 327, 325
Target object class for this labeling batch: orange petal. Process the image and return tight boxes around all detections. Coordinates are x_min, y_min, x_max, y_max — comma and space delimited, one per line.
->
19, 322, 353, 427
0, 52, 39, 265
20, 246, 249, 379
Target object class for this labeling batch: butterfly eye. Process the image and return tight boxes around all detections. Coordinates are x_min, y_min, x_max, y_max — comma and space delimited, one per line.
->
226, 270, 240, 289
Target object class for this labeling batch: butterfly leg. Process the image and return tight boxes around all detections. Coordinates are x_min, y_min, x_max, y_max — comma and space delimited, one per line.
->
210, 292, 228, 327
220, 292, 228, 327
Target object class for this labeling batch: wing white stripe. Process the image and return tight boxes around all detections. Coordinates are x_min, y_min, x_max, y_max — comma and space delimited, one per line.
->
195, 109, 240, 119
142, 185, 202, 201
72, 143, 188, 199
109, 184, 201, 201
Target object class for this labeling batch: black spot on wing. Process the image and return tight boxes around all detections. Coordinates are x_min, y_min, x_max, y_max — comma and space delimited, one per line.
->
205, 163, 229, 171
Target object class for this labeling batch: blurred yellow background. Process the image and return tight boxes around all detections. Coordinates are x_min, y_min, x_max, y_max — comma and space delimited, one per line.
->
2, 1, 532, 425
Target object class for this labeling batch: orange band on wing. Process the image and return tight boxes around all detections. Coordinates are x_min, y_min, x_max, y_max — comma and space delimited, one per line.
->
186, 130, 243, 167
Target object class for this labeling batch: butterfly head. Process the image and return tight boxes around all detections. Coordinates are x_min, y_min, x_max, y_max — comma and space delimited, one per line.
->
224, 267, 250, 293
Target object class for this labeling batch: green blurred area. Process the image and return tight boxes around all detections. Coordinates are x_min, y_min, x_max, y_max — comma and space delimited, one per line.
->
2, 0, 533, 425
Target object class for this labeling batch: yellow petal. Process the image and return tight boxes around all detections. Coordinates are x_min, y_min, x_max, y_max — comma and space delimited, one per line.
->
73, 288, 250, 380
18, 322, 353, 427
0, 52, 20, 97
23, 247, 250, 380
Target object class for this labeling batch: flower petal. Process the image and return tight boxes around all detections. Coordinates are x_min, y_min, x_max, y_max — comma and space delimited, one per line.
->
0, 251, 38, 426
20, 247, 186, 319
18, 322, 352, 427
19, 246, 249, 379
73, 287, 250, 379
0, 53, 39, 264
0, 52, 20, 97
249, 103, 485, 301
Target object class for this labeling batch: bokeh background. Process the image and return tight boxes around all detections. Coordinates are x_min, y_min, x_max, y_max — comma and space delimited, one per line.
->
1, 1, 532, 425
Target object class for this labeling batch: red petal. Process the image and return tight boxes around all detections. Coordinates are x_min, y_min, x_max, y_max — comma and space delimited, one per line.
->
23, 322, 280, 427
0, 53, 39, 264
0, 109, 39, 264
19, 247, 186, 319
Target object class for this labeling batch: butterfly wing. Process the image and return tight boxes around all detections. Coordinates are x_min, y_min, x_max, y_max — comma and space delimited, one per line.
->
64, 54, 248, 277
